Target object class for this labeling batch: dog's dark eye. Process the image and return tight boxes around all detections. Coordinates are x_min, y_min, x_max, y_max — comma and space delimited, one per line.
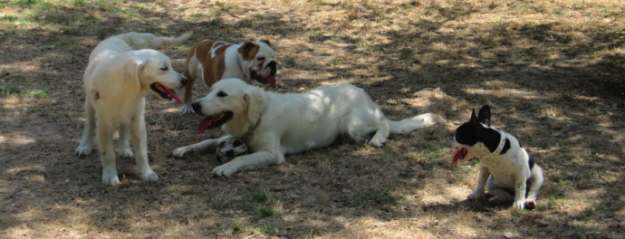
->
160, 66, 168, 71
257, 57, 265, 61
217, 91, 228, 97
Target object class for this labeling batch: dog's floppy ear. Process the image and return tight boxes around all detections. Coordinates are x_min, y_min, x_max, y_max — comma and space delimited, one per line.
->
243, 86, 267, 125
260, 39, 271, 47
123, 59, 146, 85
238, 41, 260, 60
477, 105, 491, 126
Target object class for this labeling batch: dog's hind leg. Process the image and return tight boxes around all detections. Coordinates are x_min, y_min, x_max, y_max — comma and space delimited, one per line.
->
486, 177, 514, 206
97, 121, 119, 185
129, 114, 158, 182
346, 107, 389, 147
172, 135, 232, 157
117, 124, 134, 158
525, 165, 544, 209
76, 100, 96, 156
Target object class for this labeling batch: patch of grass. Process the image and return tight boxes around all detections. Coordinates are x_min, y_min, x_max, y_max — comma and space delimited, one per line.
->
510, 207, 526, 217
421, 147, 444, 170
177, 7, 189, 12
190, 13, 202, 19
251, 207, 280, 222
0, 15, 31, 24
555, 179, 574, 190
571, 227, 601, 239
3, 84, 21, 96
354, 189, 397, 206
206, 196, 230, 210
399, 170, 413, 178
250, 188, 268, 203
72, 0, 86, 6
253, 223, 277, 235
27, 90, 48, 98
232, 217, 244, 234
96, 29, 107, 40
145, 27, 160, 34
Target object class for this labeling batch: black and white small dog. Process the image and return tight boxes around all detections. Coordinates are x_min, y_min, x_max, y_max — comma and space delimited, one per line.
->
452, 105, 544, 209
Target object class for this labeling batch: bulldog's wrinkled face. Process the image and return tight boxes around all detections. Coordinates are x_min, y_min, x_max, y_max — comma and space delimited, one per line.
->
137, 50, 187, 104
238, 40, 277, 86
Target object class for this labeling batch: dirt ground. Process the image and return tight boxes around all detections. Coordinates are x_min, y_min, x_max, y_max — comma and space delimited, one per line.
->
1, 0, 624, 238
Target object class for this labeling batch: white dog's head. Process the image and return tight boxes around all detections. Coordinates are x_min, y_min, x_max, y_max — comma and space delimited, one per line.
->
191, 78, 268, 136
132, 49, 187, 104
238, 40, 277, 86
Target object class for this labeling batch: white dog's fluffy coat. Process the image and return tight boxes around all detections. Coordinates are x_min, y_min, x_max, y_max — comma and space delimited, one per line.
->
173, 79, 444, 176
76, 32, 191, 185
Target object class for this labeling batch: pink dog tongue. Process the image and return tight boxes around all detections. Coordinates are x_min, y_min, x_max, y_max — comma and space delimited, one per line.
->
453, 148, 468, 164
157, 84, 183, 104
264, 76, 276, 86
197, 117, 214, 134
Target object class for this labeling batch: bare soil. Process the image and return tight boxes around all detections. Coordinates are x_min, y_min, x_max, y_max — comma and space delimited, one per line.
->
1, 0, 624, 238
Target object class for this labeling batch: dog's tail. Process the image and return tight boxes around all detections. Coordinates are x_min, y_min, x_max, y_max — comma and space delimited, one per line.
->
117, 31, 193, 49
389, 113, 444, 134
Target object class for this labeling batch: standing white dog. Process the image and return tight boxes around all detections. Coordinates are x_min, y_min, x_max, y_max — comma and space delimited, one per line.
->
173, 78, 443, 177
76, 31, 191, 185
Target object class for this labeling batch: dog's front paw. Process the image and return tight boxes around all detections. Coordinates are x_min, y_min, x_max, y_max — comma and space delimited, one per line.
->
513, 199, 526, 209
118, 148, 134, 158
102, 174, 120, 186
75, 146, 93, 156
369, 135, 387, 147
139, 169, 159, 182
213, 163, 238, 177
525, 200, 536, 210
180, 104, 194, 114
468, 191, 483, 200
172, 146, 191, 158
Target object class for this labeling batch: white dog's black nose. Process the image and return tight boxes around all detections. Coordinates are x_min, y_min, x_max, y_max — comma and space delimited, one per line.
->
191, 102, 201, 113
180, 76, 188, 87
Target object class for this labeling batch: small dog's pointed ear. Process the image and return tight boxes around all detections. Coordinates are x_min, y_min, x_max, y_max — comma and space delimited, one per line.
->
477, 105, 491, 126
260, 39, 271, 47
470, 109, 478, 125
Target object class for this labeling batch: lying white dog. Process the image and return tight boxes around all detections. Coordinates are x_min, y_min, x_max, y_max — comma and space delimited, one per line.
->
173, 78, 443, 176
75, 31, 191, 185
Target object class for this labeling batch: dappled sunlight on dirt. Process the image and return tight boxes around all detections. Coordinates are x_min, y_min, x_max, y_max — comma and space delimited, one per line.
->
1, 0, 625, 238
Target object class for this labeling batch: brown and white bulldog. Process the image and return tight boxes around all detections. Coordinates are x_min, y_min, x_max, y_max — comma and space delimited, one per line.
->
180, 39, 278, 113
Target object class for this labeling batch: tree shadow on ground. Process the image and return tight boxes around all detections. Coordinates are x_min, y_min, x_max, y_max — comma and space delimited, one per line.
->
1, 0, 624, 238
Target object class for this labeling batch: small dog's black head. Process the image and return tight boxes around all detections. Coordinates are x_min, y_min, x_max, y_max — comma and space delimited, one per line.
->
455, 105, 491, 146
452, 105, 493, 163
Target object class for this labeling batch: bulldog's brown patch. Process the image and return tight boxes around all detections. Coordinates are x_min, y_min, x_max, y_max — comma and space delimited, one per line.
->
238, 42, 260, 61
182, 39, 232, 104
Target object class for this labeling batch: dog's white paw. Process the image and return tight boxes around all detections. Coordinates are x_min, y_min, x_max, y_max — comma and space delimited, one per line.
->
513, 199, 526, 209
213, 163, 238, 177
102, 174, 120, 186
139, 169, 159, 182
468, 191, 483, 200
369, 136, 387, 147
180, 104, 194, 114
525, 200, 536, 210
172, 146, 191, 158
75, 146, 93, 156
118, 148, 134, 158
